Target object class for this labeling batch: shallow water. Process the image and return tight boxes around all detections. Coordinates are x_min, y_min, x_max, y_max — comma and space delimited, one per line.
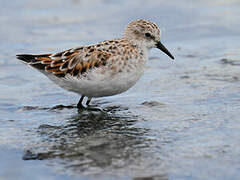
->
1, 0, 240, 179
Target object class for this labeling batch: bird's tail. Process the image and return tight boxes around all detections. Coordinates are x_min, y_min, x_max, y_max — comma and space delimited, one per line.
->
16, 53, 54, 71
16, 54, 51, 63
16, 54, 36, 63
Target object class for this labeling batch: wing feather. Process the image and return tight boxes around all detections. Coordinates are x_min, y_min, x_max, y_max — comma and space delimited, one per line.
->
17, 46, 112, 78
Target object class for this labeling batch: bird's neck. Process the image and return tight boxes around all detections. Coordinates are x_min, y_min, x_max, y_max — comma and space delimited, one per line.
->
124, 38, 150, 58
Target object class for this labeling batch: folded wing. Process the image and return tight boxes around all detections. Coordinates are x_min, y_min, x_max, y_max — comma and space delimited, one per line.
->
16, 46, 111, 78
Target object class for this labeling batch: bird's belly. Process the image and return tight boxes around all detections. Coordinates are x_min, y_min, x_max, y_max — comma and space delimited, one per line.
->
79, 68, 143, 97
92, 70, 143, 97
49, 67, 144, 97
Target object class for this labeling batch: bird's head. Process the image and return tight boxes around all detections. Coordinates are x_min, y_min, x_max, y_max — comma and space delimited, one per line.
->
124, 19, 174, 60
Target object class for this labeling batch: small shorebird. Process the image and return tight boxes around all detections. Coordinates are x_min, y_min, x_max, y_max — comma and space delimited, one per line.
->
17, 19, 174, 109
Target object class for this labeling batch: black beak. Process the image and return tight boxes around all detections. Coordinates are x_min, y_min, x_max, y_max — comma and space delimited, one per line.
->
156, 41, 174, 60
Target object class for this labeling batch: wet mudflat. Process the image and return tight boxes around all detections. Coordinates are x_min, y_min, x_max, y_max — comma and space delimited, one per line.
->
0, 0, 240, 180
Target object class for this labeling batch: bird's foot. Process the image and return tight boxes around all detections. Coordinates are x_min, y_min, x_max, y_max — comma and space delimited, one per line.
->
77, 104, 102, 112
77, 103, 85, 110
86, 105, 103, 112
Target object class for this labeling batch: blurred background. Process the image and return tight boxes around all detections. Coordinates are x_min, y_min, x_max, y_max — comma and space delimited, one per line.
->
0, 0, 240, 180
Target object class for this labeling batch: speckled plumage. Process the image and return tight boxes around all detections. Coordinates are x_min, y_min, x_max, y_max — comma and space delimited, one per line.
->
17, 19, 174, 108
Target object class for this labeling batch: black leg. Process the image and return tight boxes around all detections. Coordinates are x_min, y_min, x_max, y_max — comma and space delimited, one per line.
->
85, 97, 102, 111
86, 97, 92, 106
77, 95, 85, 109
77, 96, 101, 111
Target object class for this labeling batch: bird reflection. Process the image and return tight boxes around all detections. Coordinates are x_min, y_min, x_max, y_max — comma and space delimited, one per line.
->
23, 106, 150, 175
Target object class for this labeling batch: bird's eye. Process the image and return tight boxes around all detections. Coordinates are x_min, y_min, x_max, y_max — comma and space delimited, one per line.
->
145, 33, 151, 37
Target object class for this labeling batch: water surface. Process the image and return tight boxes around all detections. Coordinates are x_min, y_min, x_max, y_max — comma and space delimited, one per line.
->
0, 0, 240, 179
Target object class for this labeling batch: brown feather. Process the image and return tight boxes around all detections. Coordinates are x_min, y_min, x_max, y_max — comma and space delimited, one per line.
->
20, 39, 131, 78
